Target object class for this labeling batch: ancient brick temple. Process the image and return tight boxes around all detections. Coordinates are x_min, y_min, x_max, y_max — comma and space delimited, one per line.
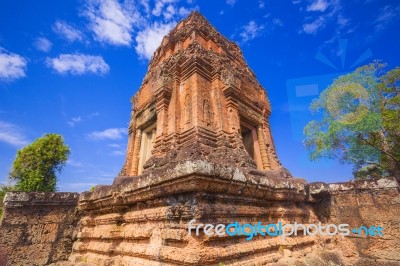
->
1, 11, 399, 266
121, 11, 282, 177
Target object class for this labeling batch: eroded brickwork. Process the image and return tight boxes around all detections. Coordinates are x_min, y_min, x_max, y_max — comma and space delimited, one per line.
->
0, 192, 79, 266
309, 178, 400, 265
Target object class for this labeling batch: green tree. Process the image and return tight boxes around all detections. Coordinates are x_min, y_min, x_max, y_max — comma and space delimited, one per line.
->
304, 62, 400, 180
9, 133, 70, 191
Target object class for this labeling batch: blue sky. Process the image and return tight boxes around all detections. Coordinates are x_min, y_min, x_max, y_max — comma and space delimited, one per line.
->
0, 0, 399, 192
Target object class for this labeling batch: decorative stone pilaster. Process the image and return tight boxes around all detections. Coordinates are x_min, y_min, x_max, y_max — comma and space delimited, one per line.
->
153, 73, 173, 155
129, 128, 142, 176
257, 125, 271, 169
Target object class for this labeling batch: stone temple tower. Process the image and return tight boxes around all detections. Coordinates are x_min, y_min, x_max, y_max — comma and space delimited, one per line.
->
121, 11, 283, 177
69, 12, 312, 265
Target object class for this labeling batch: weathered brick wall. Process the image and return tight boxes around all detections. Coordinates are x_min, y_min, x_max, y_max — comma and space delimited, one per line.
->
310, 177, 400, 264
0, 192, 80, 266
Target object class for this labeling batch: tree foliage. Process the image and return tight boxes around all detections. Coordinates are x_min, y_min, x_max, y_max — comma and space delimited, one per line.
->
9, 133, 70, 191
304, 62, 400, 180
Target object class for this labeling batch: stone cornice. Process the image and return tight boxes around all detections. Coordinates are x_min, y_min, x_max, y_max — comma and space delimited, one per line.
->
80, 160, 307, 212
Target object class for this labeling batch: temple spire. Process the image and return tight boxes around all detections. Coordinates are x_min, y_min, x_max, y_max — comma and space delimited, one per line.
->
122, 12, 282, 177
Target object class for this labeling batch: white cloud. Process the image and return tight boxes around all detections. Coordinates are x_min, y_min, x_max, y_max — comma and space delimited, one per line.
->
300, 0, 350, 35
140, 0, 151, 14
302, 16, 326, 34
79, 0, 194, 59
374, 5, 400, 31
226, 0, 236, 6
88, 128, 127, 140
53, 21, 84, 42
239, 21, 264, 43
0, 120, 29, 147
46, 53, 110, 75
0, 48, 27, 81
135, 22, 175, 60
307, 0, 328, 12
108, 143, 121, 148
337, 14, 350, 27
178, 7, 191, 17
67, 159, 83, 167
272, 18, 284, 27
259, 1, 265, 8
158, 3, 195, 20
163, 5, 176, 20
33, 37, 53, 52
152, 0, 178, 16
109, 143, 125, 156
87, 112, 100, 118
84, 0, 141, 46
67, 113, 99, 127
67, 116, 82, 127
111, 150, 125, 156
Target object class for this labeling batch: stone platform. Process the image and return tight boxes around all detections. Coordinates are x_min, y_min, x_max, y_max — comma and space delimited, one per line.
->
63, 163, 400, 265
